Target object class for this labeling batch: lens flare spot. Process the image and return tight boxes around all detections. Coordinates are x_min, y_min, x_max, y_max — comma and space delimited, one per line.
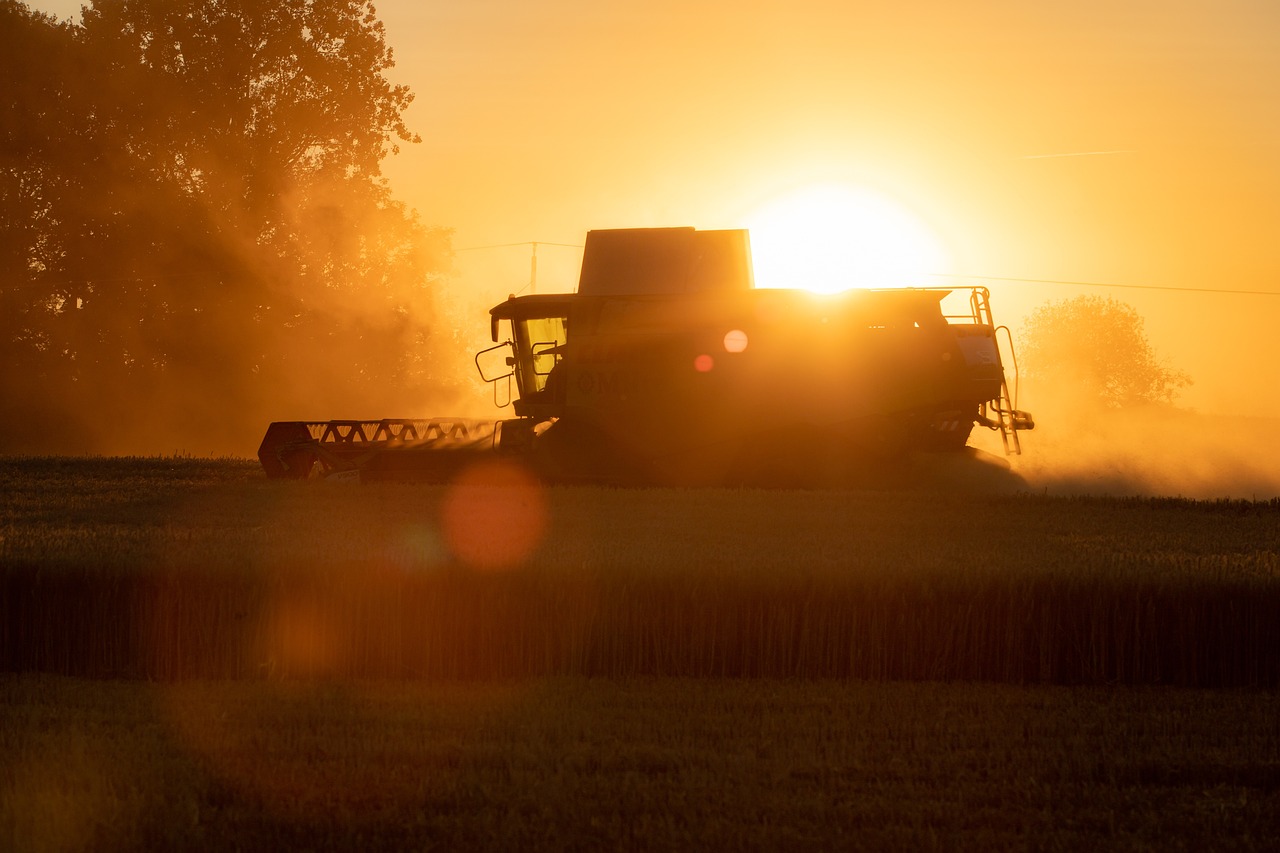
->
442, 460, 548, 571
723, 329, 748, 353
268, 593, 341, 677
694, 354, 715, 372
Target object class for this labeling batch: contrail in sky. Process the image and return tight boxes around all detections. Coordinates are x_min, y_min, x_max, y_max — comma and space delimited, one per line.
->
1021, 150, 1137, 159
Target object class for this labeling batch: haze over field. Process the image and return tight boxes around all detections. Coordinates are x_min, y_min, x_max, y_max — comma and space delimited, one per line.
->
20, 0, 1280, 496
357, 1, 1280, 423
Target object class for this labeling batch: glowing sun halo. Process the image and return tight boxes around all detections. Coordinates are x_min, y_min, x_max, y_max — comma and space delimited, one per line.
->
745, 185, 949, 293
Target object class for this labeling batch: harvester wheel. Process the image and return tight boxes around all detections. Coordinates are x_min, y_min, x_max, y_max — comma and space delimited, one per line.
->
903, 447, 1028, 493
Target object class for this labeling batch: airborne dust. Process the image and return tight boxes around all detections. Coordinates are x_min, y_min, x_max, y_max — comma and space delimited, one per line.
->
9, 0, 1280, 500
995, 400, 1280, 501
990, 288, 1280, 501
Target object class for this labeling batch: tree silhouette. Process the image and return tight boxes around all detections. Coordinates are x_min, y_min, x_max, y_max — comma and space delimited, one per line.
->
0, 0, 452, 453
1019, 295, 1190, 410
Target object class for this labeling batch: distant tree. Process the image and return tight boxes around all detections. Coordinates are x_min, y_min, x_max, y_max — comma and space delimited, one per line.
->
0, 0, 452, 452
1019, 295, 1190, 410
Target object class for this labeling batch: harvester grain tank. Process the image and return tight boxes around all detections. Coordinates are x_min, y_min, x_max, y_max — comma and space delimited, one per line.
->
258, 227, 1033, 486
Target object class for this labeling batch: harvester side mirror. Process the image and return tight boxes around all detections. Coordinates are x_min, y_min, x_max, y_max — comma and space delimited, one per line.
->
475, 341, 516, 383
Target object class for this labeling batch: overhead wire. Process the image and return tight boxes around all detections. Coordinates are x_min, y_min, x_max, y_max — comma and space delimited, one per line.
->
6, 253, 1277, 299
457, 241, 583, 252
456, 240, 584, 296
930, 272, 1280, 297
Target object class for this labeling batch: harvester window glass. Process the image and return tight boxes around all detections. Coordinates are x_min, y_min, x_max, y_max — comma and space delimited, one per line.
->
516, 316, 567, 395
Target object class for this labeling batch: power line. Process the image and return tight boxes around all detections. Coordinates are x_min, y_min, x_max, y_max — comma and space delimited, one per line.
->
1020, 149, 1136, 160
456, 240, 584, 295
931, 272, 1280, 297
7, 264, 1277, 298
457, 241, 583, 251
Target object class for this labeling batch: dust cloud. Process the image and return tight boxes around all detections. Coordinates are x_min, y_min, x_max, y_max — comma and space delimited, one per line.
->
2, 192, 489, 458
1006, 393, 1280, 501
988, 285, 1280, 500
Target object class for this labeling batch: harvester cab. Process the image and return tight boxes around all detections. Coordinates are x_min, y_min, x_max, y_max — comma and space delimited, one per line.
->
259, 226, 1034, 486
476, 295, 574, 421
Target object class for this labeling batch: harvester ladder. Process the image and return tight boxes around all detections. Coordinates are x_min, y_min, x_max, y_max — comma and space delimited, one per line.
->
968, 288, 1025, 455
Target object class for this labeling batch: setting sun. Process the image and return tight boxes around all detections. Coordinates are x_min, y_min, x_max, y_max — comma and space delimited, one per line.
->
745, 185, 950, 293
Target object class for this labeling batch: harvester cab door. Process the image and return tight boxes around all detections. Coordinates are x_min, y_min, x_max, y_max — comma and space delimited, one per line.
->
484, 296, 575, 420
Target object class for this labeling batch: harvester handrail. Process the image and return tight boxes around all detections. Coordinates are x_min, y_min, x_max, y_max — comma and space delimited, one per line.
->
929, 285, 994, 326
995, 324, 1022, 412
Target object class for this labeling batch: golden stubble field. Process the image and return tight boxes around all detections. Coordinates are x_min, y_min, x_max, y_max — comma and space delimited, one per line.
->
3, 456, 1280, 850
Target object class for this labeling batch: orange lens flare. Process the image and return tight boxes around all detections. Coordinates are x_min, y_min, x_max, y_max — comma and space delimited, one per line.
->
441, 459, 548, 571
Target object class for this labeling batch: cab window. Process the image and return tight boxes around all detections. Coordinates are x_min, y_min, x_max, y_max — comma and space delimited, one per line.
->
514, 315, 568, 395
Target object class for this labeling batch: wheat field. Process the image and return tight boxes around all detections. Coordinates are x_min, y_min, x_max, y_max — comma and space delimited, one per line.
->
2, 456, 1278, 685
4, 457, 1280, 849
4, 674, 1279, 851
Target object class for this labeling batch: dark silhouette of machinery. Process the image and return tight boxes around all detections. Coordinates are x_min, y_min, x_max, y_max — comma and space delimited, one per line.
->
258, 227, 1033, 486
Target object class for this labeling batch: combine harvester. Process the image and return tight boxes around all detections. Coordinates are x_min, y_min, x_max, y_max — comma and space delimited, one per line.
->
258, 227, 1033, 487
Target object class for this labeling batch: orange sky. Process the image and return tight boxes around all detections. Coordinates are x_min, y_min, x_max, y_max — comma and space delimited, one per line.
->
30, 0, 1280, 417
